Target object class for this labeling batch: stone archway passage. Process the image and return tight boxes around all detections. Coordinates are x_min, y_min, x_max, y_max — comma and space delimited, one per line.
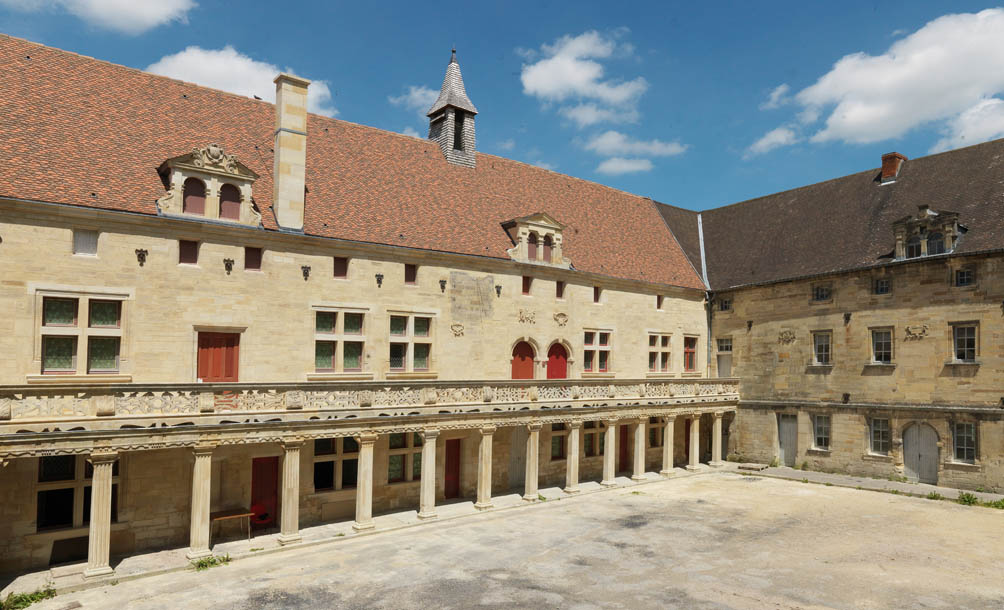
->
511, 342, 535, 380
546, 344, 568, 379
903, 423, 939, 484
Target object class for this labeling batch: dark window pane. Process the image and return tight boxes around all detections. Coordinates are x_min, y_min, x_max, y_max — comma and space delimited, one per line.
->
42, 336, 76, 373
390, 343, 407, 370
414, 344, 430, 370
315, 341, 335, 370
412, 452, 422, 480
584, 435, 595, 457
388, 455, 405, 482
413, 433, 423, 447
316, 312, 336, 334
44, 297, 77, 326
389, 433, 406, 449
343, 437, 359, 453
37, 488, 74, 530
179, 240, 199, 264
404, 264, 417, 284
245, 247, 263, 271
87, 337, 120, 372
390, 316, 407, 336
40, 456, 76, 482
344, 313, 363, 335
313, 461, 334, 491
88, 300, 120, 327
414, 317, 431, 337
332, 257, 348, 278
314, 438, 334, 456
341, 459, 358, 488
343, 342, 363, 371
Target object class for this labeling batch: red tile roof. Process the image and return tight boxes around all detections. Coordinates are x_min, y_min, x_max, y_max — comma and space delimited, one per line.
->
0, 35, 705, 290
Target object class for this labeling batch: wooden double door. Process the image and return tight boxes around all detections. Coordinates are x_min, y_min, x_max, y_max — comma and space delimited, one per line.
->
197, 332, 240, 382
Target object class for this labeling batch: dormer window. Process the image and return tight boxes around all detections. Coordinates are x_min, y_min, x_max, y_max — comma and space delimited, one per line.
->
542, 235, 553, 262
893, 205, 963, 261
906, 236, 921, 258
527, 233, 538, 260
503, 212, 570, 269
927, 233, 945, 255
157, 144, 261, 227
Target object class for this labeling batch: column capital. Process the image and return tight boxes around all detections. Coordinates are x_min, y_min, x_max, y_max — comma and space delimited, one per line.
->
713, 411, 724, 419
355, 432, 379, 445
526, 423, 543, 432
637, 416, 648, 425
192, 444, 215, 457
87, 451, 118, 465
604, 418, 619, 426
479, 425, 496, 436
663, 414, 677, 423
568, 421, 583, 430
282, 438, 306, 449
419, 429, 440, 441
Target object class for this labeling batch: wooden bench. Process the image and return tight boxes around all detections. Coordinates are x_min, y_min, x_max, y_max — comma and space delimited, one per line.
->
210, 508, 254, 545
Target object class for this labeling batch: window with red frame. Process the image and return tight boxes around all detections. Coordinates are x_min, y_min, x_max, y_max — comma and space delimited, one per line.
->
583, 330, 611, 372
684, 336, 698, 371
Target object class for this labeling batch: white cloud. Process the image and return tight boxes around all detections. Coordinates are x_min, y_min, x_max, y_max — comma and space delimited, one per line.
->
532, 160, 556, 171
146, 46, 337, 117
596, 157, 653, 175
520, 30, 648, 128
0, 0, 194, 34
389, 85, 439, 116
401, 126, 421, 138
745, 127, 799, 158
795, 8, 1004, 146
930, 97, 1004, 153
584, 130, 686, 157
498, 139, 515, 151
759, 84, 790, 110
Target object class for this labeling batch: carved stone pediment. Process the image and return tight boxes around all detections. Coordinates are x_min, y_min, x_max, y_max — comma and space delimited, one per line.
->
502, 211, 572, 269
157, 144, 261, 226
164, 143, 259, 180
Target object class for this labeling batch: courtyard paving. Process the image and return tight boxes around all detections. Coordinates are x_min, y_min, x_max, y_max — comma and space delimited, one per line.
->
25, 472, 1004, 609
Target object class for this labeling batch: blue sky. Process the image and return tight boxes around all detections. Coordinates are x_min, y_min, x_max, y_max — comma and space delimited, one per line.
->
3, 1, 1004, 210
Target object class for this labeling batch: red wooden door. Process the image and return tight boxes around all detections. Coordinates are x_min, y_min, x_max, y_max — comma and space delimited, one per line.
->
511, 342, 535, 380
444, 439, 461, 499
197, 332, 240, 382
684, 419, 691, 459
618, 425, 630, 472
251, 457, 278, 529
546, 344, 568, 379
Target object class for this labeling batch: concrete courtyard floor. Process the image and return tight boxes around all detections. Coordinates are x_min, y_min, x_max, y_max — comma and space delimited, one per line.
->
27, 472, 1004, 610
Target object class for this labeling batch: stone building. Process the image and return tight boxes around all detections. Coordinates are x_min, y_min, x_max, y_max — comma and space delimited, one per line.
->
0, 37, 736, 576
659, 146, 1004, 490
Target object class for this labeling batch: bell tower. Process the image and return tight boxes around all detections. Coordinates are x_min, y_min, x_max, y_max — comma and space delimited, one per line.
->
427, 48, 478, 168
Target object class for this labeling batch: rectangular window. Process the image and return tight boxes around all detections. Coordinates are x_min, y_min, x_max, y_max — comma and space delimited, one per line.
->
37, 455, 118, 532
593, 286, 602, 303
245, 247, 263, 271
550, 424, 567, 461
812, 332, 832, 365
955, 268, 974, 287
333, 256, 349, 279
555, 281, 565, 299
583, 330, 612, 373
44, 297, 78, 327
953, 422, 976, 464
648, 417, 663, 448
812, 415, 831, 450
522, 276, 533, 295
718, 298, 732, 312
953, 325, 977, 362
812, 284, 832, 302
36, 488, 74, 530
42, 336, 77, 374
179, 240, 199, 265
72, 229, 98, 256
312, 438, 360, 491
387, 433, 422, 483
873, 278, 891, 295
313, 309, 366, 373
583, 421, 601, 457
871, 329, 892, 363
404, 264, 418, 285
683, 336, 698, 372
88, 300, 120, 328
870, 418, 890, 455
87, 337, 120, 373
648, 333, 671, 372
656, 295, 664, 310
717, 338, 732, 353
388, 313, 435, 373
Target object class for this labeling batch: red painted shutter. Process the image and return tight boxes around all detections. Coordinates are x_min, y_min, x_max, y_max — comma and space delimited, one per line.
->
546, 344, 568, 379
183, 178, 205, 215
511, 342, 535, 379
219, 183, 241, 220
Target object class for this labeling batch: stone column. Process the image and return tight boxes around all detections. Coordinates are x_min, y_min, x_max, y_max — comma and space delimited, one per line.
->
687, 415, 701, 471
475, 426, 496, 510
660, 415, 676, 475
278, 439, 303, 545
601, 420, 617, 486
83, 451, 117, 578
565, 422, 581, 493
418, 429, 439, 519
711, 412, 725, 467
632, 418, 647, 481
186, 445, 214, 560
523, 423, 542, 501
352, 432, 378, 531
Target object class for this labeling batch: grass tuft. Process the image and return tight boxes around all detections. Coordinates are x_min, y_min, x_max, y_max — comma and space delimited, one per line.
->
191, 553, 230, 571
957, 492, 979, 506
1, 587, 56, 610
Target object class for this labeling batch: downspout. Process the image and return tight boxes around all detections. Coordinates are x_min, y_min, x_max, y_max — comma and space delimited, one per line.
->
697, 213, 713, 375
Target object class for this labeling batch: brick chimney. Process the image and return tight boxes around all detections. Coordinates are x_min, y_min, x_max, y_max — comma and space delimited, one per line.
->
880, 152, 907, 183
273, 73, 310, 231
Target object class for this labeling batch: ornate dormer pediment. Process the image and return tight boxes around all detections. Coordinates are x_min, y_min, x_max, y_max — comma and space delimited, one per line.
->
503, 212, 571, 268
157, 144, 261, 227
892, 204, 963, 259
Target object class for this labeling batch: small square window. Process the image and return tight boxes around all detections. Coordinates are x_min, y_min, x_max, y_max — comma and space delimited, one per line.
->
333, 256, 349, 279
717, 338, 732, 352
593, 286, 602, 303
313, 461, 334, 491
812, 285, 832, 302
555, 281, 565, 299
955, 269, 974, 287
87, 337, 120, 373
245, 247, 263, 271
179, 240, 199, 265
404, 264, 418, 284
522, 276, 533, 295
42, 336, 76, 374
315, 341, 336, 371
718, 298, 732, 312
72, 229, 98, 256
584, 331, 595, 345
316, 311, 336, 334
414, 317, 431, 337
388, 433, 406, 449
873, 278, 891, 295
343, 313, 364, 335
88, 300, 121, 328
390, 316, 408, 336
39, 455, 76, 482
314, 438, 335, 456
656, 295, 664, 309
598, 332, 610, 346
43, 297, 78, 326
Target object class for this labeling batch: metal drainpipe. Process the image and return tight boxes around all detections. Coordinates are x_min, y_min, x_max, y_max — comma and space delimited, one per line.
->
706, 290, 715, 376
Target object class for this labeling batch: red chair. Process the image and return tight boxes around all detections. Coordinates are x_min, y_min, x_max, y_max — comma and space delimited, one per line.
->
250, 503, 274, 529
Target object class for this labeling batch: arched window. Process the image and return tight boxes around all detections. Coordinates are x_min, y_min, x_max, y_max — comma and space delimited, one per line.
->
527, 233, 538, 261
927, 232, 945, 255
511, 341, 535, 380
905, 235, 921, 258
542, 235, 553, 263
182, 178, 205, 215
219, 183, 241, 220
546, 343, 568, 379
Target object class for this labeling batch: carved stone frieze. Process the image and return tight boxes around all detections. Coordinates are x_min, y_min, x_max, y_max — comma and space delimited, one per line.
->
553, 312, 568, 327
905, 325, 929, 340
518, 309, 536, 324
778, 330, 796, 344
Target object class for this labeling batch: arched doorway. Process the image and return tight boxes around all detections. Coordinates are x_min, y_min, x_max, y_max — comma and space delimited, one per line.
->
511, 342, 535, 380
546, 344, 568, 379
903, 423, 939, 484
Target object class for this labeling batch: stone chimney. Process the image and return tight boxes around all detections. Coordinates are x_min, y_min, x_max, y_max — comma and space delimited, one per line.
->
880, 152, 907, 184
273, 73, 310, 231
